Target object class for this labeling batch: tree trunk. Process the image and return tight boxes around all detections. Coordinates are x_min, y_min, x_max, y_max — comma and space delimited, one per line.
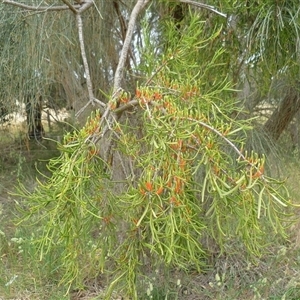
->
263, 88, 300, 141
25, 95, 45, 140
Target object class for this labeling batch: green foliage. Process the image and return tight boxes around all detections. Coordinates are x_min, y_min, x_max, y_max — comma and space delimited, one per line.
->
16, 112, 116, 291
246, 0, 300, 70
15, 12, 292, 300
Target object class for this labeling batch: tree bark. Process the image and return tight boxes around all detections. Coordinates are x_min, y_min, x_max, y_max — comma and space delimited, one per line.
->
25, 95, 45, 140
263, 88, 300, 141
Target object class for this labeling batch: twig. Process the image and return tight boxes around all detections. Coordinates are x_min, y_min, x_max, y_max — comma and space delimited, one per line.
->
93, 98, 106, 108
179, 0, 227, 18
61, 0, 77, 14
2, 0, 81, 11
145, 60, 168, 86
78, 0, 93, 13
185, 117, 245, 160
114, 99, 139, 115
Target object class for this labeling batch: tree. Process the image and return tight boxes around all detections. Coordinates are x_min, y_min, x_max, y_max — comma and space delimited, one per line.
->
217, 0, 300, 143
2, 0, 295, 298
2, 0, 300, 145
0, 0, 139, 128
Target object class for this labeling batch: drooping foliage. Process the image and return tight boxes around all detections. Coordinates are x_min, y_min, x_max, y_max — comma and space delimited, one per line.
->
16, 9, 291, 299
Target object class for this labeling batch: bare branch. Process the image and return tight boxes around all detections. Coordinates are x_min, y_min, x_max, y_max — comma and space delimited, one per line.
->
61, 0, 77, 14
2, 0, 81, 11
78, 0, 93, 13
179, 0, 227, 18
3, 0, 93, 14
114, 99, 139, 115
75, 13, 107, 116
75, 97, 105, 118
62, 0, 93, 14
113, 0, 150, 94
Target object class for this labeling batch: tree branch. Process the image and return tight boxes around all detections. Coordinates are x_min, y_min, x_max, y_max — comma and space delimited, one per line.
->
2, 0, 81, 11
179, 0, 227, 18
76, 13, 96, 109
185, 117, 245, 160
78, 0, 93, 13
114, 99, 139, 115
113, 0, 150, 94
61, 0, 77, 14
3, 0, 93, 14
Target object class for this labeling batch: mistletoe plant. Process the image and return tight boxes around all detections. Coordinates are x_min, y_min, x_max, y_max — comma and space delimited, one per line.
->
16, 10, 291, 299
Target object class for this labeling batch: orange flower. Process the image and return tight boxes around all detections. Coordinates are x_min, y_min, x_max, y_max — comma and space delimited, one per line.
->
120, 97, 129, 104
103, 215, 112, 224
136, 89, 141, 98
206, 142, 213, 149
179, 158, 186, 170
156, 186, 164, 195
89, 149, 98, 156
170, 196, 181, 206
252, 166, 264, 179
109, 102, 116, 110
145, 182, 152, 191
170, 196, 176, 204
153, 92, 162, 100
213, 165, 220, 175
174, 177, 183, 194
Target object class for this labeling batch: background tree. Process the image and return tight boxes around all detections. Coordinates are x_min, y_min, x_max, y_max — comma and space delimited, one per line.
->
213, 0, 300, 144
2, 0, 300, 147
0, 0, 139, 127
